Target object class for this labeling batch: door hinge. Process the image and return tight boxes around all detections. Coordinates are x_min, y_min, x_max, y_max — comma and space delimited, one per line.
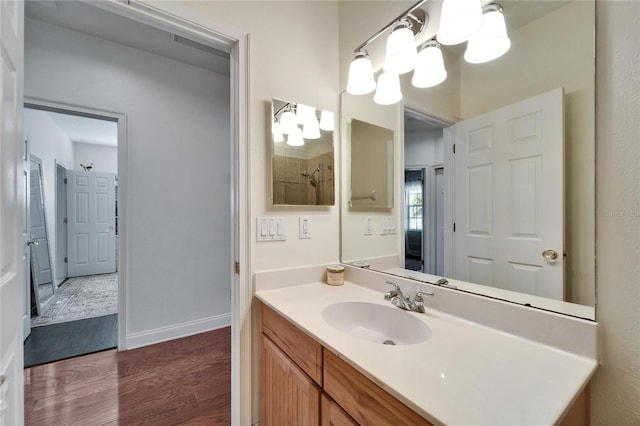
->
234, 261, 240, 275
453, 223, 456, 232
64, 257, 68, 263
453, 144, 456, 154
64, 178, 68, 184
64, 217, 68, 224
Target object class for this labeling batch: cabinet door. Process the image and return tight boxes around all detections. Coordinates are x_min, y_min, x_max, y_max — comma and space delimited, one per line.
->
262, 335, 320, 426
321, 393, 357, 426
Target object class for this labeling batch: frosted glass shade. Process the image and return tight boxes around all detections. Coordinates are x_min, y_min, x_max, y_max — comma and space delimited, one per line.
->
302, 118, 321, 139
296, 104, 316, 125
464, 8, 511, 64
319, 110, 334, 131
412, 42, 448, 88
374, 71, 402, 105
279, 110, 297, 135
272, 121, 284, 143
437, 0, 483, 45
346, 53, 376, 95
383, 22, 418, 75
286, 127, 304, 146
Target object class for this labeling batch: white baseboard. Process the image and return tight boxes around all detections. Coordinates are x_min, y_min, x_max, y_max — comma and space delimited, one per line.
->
124, 312, 231, 350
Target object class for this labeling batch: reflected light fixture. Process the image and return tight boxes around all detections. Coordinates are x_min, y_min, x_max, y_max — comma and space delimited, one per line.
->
279, 107, 297, 135
272, 120, 284, 143
374, 71, 402, 105
412, 39, 448, 88
437, 0, 483, 45
383, 19, 418, 75
464, 3, 511, 64
346, 50, 376, 95
319, 110, 334, 131
302, 117, 321, 140
286, 127, 304, 146
296, 104, 314, 125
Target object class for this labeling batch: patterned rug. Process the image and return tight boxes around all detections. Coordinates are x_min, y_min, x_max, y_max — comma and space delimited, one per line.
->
31, 273, 118, 327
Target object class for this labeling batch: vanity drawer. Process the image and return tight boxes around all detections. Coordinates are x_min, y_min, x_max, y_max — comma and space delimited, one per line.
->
261, 304, 323, 385
323, 348, 432, 426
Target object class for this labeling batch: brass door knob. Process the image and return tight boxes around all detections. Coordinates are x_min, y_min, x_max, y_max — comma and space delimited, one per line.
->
542, 249, 559, 262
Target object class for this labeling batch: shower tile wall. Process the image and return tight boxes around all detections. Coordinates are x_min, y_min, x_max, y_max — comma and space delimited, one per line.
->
272, 152, 334, 205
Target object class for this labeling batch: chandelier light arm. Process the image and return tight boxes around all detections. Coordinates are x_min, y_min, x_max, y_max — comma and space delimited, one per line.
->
353, 0, 427, 53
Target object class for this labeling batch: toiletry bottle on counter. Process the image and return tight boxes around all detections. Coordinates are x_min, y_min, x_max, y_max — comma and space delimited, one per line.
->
326, 265, 345, 286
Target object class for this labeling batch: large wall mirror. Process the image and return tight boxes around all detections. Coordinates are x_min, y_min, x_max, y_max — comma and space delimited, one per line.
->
29, 155, 56, 314
271, 98, 335, 206
340, 0, 595, 320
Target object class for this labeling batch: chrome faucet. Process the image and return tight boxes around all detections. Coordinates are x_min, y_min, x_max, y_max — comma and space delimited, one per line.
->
384, 280, 434, 313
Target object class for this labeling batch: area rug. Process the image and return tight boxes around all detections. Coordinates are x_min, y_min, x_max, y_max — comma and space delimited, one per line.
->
31, 273, 118, 327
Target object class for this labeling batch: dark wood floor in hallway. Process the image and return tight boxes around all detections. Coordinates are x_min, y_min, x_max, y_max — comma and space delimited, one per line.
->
24, 327, 231, 425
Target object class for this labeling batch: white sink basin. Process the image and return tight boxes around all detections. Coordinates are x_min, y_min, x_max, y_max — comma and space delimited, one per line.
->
321, 301, 432, 345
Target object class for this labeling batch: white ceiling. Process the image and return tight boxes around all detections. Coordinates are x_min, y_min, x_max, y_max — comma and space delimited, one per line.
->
25, 0, 230, 76
42, 109, 118, 147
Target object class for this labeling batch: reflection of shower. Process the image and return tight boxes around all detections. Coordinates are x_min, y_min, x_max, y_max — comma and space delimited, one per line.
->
301, 167, 320, 187
301, 162, 331, 205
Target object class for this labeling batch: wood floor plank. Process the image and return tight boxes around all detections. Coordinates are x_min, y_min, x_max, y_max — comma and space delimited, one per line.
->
24, 327, 231, 425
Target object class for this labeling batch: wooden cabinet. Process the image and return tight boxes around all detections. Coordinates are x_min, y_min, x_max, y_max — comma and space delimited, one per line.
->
321, 394, 357, 426
261, 335, 320, 426
261, 304, 429, 426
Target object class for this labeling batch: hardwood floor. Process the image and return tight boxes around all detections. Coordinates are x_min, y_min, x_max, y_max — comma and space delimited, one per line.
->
24, 327, 231, 425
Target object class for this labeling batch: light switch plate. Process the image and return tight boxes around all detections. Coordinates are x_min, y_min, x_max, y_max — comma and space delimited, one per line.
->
256, 217, 286, 241
380, 216, 397, 235
299, 216, 311, 239
365, 217, 373, 235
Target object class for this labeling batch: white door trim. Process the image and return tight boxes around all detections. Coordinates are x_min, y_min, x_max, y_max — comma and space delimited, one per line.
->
25, 97, 127, 345
77, 2, 252, 424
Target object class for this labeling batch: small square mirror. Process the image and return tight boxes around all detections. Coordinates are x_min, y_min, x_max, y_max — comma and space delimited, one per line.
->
271, 97, 335, 206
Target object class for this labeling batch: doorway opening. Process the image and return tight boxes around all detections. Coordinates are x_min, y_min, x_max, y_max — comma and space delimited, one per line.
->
23, 105, 120, 367
403, 109, 448, 276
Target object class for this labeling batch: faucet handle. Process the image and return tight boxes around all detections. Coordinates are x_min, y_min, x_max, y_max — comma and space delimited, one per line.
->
384, 281, 400, 300
414, 290, 435, 303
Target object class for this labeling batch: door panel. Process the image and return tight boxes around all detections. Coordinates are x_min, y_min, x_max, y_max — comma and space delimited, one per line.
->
0, 0, 24, 423
454, 88, 564, 299
67, 170, 116, 277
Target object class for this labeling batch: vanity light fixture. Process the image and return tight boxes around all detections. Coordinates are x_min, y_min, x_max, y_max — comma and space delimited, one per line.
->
319, 110, 334, 131
437, 0, 484, 45
464, 3, 511, 64
383, 19, 418, 75
272, 120, 284, 143
374, 71, 402, 105
279, 107, 297, 135
346, 50, 377, 95
302, 117, 321, 140
412, 39, 448, 88
286, 127, 304, 147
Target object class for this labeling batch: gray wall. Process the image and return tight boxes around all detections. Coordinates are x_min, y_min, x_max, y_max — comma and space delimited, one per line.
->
25, 17, 232, 345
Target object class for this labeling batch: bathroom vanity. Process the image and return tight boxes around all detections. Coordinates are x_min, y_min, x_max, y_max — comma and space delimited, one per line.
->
255, 266, 597, 425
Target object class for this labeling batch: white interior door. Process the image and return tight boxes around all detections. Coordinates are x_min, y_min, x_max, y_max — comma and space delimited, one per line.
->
0, 0, 25, 423
453, 88, 564, 299
67, 170, 116, 277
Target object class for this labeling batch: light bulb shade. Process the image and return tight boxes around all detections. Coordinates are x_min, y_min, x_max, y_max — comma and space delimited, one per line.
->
319, 110, 334, 131
273, 128, 284, 143
346, 53, 376, 95
286, 127, 304, 146
272, 120, 281, 135
437, 0, 483, 45
302, 118, 321, 139
412, 42, 448, 88
296, 103, 316, 125
383, 22, 418, 75
464, 8, 511, 63
279, 110, 297, 135
374, 71, 402, 105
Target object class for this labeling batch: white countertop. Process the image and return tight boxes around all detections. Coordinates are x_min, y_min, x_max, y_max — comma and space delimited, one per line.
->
256, 281, 597, 426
